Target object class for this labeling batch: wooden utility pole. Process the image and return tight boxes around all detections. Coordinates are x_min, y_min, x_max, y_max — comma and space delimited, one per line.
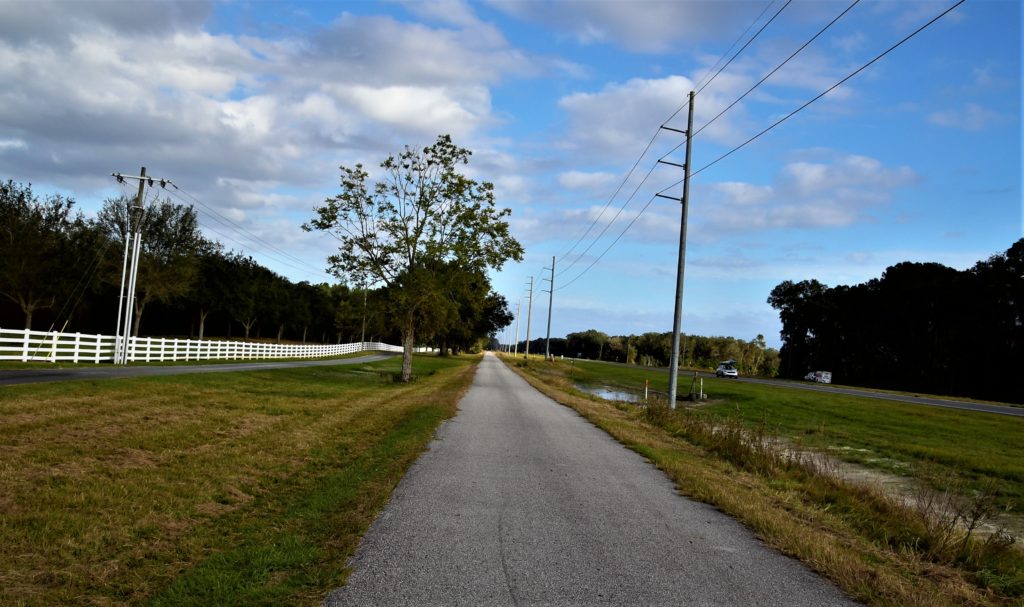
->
524, 276, 534, 358
666, 91, 695, 408
544, 256, 555, 360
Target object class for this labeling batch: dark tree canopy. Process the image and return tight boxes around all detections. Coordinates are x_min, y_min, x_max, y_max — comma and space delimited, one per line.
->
769, 239, 1024, 403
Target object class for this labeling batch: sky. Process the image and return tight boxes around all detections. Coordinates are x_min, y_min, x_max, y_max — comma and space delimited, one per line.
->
0, 0, 1020, 347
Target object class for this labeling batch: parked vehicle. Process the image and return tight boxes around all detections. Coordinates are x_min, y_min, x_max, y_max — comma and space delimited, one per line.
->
804, 371, 833, 384
715, 360, 739, 378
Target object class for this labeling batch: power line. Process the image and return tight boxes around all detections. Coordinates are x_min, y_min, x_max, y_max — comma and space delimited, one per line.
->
555, 0, 966, 292
557, 0, 788, 277
556, 158, 663, 278
695, 0, 794, 96
164, 185, 332, 281
694, 0, 777, 93
556, 194, 658, 292
557, 129, 664, 264
691, 0, 965, 178
692, 0, 862, 139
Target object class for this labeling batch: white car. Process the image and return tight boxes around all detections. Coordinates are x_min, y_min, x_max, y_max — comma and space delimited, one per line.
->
715, 361, 739, 378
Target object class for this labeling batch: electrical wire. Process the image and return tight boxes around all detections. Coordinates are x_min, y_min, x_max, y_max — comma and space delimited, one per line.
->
556, 128, 664, 264
557, 0, 788, 275
664, 0, 778, 126
164, 184, 333, 280
556, 194, 659, 292
554, 0, 966, 292
691, 0, 966, 178
556, 158, 663, 278
692, 0, 862, 139
695, 0, 793, 96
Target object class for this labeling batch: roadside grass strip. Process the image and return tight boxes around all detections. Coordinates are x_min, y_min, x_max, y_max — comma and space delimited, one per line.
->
0, 355, 477, 606
559, 358, 1024, 515
504, 355, 1024, 607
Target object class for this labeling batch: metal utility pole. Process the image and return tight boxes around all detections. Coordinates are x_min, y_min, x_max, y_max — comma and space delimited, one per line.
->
111, 167, 171, 364
360, 282, 368, 345
543, 256, 555, 360
524, 276, 534, 358
513, 298, 521, 356
659, 91, 695, 408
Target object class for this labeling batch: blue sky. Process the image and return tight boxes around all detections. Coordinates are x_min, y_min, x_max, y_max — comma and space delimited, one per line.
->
0, 0, 1019, 347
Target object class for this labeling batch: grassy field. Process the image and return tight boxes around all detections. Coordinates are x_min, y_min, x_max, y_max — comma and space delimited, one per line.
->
560, 357, 1024, 513
0, 354, 478, 606
505, 355, 1024, 607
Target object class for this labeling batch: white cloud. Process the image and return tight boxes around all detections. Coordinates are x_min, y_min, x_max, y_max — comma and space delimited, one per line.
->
928, 103, 1002, 132
696, 152, 919, 233
487, 0, 769, 54
558, 170, 616, 190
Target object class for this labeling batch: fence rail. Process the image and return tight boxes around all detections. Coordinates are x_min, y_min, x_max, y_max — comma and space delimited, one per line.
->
0, 327, 413, 364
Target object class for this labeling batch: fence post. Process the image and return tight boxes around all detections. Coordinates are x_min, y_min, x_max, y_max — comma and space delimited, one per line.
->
73, 332, 81, 363
22, 328, 30, 362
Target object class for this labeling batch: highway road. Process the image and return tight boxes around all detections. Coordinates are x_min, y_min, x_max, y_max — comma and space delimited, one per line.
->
325, 353, 857, 606
0, 354, 395, 386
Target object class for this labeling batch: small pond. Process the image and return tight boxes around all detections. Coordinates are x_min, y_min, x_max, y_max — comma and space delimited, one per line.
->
575, 384, 644, 403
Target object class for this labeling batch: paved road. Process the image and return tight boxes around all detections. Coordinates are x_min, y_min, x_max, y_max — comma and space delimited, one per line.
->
326, 353, 857, 606
0, 354, 395, 386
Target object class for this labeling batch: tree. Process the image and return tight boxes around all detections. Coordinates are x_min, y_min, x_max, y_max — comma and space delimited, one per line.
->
96, 196, 214, 336
305, 135, 523, 380
0, 180, 83, 329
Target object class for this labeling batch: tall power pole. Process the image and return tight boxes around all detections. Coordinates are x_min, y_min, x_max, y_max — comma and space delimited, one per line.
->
111, 167, 171, 364
661, 91, 695, 408
543, 256, 555, 360
524, 276, 534, 358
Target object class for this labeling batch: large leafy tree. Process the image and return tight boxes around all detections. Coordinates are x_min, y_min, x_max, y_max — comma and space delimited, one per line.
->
305, 134, 523, 380
96, 196, 215, 336
0, 180, 84, 329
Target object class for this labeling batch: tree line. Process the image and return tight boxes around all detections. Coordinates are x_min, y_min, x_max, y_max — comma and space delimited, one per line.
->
0, 177, 511, 354
768, 238, 1023, 403
504, 330, 781, 377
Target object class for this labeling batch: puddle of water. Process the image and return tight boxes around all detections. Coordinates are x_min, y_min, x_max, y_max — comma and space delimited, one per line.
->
575, 384, 643, 403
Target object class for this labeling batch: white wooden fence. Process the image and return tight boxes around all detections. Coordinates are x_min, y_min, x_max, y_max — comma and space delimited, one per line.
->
0, 327, 418, 364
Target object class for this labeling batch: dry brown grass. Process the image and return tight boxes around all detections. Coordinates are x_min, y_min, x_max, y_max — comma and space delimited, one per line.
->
0, 356, 478, 606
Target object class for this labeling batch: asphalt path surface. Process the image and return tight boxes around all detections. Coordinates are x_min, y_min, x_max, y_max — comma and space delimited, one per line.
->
0, 354, 395, 386
326, 353, 857, 606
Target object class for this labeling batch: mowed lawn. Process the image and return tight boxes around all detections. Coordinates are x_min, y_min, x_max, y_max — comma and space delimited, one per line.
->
564, 359, 1024, 511
0, 355, 478, 606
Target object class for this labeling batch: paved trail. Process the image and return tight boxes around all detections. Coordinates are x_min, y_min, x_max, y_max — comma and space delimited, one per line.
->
326, 353, 857, 606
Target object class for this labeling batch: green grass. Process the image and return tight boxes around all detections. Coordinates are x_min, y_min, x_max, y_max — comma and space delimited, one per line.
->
562, 358, 1024, 513
0, 354, 477, 606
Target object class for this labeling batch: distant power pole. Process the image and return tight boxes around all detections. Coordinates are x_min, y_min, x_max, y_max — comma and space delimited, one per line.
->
657, 91, 695, 408
111, 167, 171, 364
514, 298, 521, 356
543, 256, 555, 360
524, 276, 534, 358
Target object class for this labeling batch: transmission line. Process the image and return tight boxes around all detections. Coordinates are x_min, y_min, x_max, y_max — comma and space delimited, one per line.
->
558, 0, 790, 276
164, 185, 332, 280
555, 0, 966, 292
695, 0, 793, 96
691, 0, 965, 178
